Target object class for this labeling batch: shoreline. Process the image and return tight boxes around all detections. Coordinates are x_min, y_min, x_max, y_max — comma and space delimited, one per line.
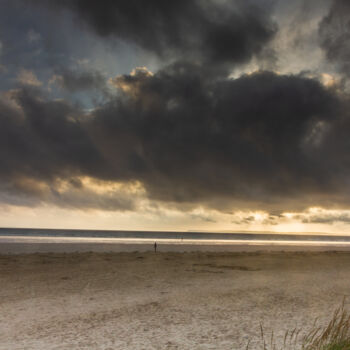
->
2, 236, 350, 254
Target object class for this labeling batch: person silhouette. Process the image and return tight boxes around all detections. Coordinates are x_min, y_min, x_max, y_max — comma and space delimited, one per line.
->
154, 241, 157, 253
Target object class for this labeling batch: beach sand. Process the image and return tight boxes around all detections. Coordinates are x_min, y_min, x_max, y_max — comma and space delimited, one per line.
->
1, 249, 350, 349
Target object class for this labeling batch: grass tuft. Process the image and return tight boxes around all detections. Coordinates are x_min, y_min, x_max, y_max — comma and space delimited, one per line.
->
302, 301, 350, 350
249, 300, 350, 350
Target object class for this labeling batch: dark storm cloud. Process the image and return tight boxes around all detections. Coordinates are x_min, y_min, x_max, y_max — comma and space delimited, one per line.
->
319, 0, 350, 77
1, 0, 350, 214
0, 87, 139, 211
42, 0, 277, 69
89, 64, 344, 211
1, 62, 350, 212
0, 87, 106, 182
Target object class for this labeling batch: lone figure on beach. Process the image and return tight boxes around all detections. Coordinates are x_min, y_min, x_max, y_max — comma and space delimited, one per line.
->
154, 242, 157, 253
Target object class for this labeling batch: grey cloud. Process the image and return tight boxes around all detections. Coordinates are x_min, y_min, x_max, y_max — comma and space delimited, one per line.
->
89, 64, 342, 210
0, 1, 126, 99
0, 86, 138, 211
302, 213, 350, 224
0, 62, 349, 213
232, 216, 255, 225
232, 214, 280, 225
319, 0, 350, 77
40, 0, 277, 70
1, 1, 350, 216
0, 86, 108, 183
0, 179, 138, 212
51, 68, 107, 92
48, 184, 138, 212
190, 213, 217, 223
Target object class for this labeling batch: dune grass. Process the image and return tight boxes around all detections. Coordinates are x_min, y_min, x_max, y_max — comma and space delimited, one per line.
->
254, 301, 350, 350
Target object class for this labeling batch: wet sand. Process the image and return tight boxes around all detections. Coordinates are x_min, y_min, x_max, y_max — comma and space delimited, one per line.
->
1, 251, 350, 349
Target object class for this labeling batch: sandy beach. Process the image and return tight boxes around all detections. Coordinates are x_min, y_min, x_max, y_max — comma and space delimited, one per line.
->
1, 249, 350, 349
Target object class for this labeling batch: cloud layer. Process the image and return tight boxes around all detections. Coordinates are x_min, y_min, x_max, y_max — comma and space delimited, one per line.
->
1, 63, 349, 212
0, 0, 349, 221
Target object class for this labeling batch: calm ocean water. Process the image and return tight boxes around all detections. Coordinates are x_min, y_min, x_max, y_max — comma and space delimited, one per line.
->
0, 228, 350, 243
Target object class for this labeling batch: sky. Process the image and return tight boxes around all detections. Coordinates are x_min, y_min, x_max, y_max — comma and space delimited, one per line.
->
0, 0, 350, 233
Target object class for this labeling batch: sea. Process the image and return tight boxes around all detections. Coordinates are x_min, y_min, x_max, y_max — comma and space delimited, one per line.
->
1, 227, 350, 243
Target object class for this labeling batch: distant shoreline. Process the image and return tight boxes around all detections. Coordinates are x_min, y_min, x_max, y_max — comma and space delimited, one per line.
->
2, 236, 350, 254
2, 228, 350, 242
